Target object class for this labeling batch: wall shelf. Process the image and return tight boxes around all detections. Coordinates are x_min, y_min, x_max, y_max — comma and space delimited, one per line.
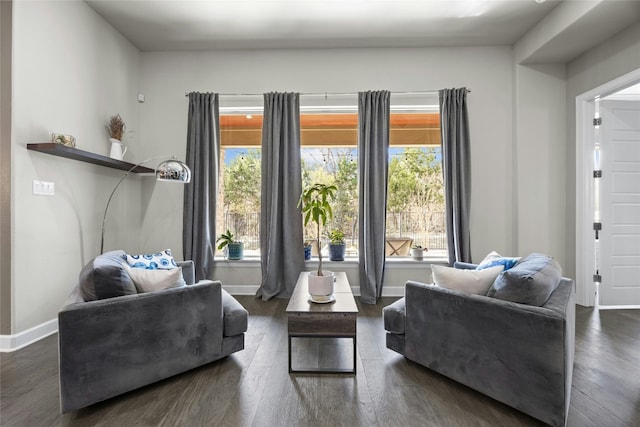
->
26, 143, 154, 173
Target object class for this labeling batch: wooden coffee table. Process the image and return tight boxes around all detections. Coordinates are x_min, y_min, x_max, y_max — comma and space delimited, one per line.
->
286, 271, 358, 375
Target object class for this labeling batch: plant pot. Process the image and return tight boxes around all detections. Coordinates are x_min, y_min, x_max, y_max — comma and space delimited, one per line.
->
329, 243, 345, 261
308, 271, 334, 298
411, 248, 426, 260
304, 245, 312, 261
109, 138, 127, 160
227, 242, 244, 260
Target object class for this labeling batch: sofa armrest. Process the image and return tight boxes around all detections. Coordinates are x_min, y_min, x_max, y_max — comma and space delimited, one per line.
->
177, 260, 196, 285
58, 280, 224, 413
452, 261, 478, 270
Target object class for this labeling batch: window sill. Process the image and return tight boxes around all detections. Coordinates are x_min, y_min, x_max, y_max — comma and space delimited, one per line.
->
213, 255, 449, 268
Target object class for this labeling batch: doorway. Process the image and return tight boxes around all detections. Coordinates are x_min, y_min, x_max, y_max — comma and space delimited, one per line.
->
576, 69, 640, 308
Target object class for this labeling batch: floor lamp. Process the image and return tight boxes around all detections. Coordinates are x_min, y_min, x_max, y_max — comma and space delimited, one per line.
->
100, 156, 191, 254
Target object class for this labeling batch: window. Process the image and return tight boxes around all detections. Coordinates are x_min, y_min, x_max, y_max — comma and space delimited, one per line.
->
300, 113, 358, 256
386, 110, 447, 258
217, 95, 447, 259
218, 113, 262, 256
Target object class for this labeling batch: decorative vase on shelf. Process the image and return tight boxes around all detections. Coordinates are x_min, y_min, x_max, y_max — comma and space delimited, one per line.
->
109, 138, 127, 160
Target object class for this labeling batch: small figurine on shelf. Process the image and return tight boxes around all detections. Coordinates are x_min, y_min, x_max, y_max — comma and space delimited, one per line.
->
51, 133, 76, 148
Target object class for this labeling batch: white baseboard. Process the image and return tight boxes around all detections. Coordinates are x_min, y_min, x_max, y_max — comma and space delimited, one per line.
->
223, 285, 406, 298
0, 318, 58, 353
598, 305, 640, 310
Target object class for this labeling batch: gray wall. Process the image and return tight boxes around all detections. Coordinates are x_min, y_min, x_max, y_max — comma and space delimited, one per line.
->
6, 2, 640, 337
139, 47, 518, 260
139, 46, 523, 292
11, 1, 142, 333
566, 22, 640, 305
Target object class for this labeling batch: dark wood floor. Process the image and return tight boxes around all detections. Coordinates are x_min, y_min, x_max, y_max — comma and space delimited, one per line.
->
1, 297, 639, 426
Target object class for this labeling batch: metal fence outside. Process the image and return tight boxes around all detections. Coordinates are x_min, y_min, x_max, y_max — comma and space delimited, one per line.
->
221, 210, 447, 253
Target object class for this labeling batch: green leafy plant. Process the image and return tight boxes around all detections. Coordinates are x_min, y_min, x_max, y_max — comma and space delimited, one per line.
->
328, 229, 345, 245
298, 183, 337, 276
216, 229, 237, 251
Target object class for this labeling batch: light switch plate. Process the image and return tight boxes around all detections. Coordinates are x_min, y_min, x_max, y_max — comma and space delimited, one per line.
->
33, 180, 55, 196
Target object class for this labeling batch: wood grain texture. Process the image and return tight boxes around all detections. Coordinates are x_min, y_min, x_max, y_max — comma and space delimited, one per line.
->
1, 300, 639, 426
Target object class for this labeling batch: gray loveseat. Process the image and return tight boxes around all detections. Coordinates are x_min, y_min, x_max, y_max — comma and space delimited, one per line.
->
58, 257, 248, 413
383, 257, 575, 427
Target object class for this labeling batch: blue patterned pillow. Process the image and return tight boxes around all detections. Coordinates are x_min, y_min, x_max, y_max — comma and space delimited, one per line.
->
125, 248, 178, 270
476, 251, 520, 271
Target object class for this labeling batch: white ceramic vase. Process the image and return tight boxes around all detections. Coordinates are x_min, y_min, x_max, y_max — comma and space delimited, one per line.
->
308, 270, 334, 299
109, 138, 127, 160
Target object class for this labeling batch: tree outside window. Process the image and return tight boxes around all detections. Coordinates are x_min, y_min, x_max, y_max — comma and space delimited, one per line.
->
217, 109, 447, 258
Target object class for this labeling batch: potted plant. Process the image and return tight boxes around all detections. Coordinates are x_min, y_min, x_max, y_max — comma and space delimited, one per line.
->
298, 183, 337, 300
106, 114, 128, 160
411, 244, 428, 261
216, 229, 244, 260
328, 229, 346, 261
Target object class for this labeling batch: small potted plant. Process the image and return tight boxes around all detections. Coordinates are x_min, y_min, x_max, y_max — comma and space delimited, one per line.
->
216, 229, 244, 260
411, 244, 428, 261
303, 240, 313, 261
106, 114, 128, 160
328, 229, 346, 261
298, 183, 337, 300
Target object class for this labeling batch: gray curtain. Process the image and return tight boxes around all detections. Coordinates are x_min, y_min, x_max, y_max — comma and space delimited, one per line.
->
439, 88, 472, 265
358, 90, 390, 304
183, 92, 219, 281
257, 92, 305, 300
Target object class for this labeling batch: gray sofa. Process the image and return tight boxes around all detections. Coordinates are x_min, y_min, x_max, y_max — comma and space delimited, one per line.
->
58, 259, 248, 413
383, 262, 575, 427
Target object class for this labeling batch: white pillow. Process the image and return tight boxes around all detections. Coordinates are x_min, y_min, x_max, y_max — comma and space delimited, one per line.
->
431, 264, 504, 295
124, 264, 186, 293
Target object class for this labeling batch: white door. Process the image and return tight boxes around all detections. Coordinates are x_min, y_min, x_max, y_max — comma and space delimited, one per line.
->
599, 100, 640, 306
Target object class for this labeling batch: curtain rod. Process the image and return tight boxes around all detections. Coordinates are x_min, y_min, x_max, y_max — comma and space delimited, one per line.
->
184, 89, 471, 97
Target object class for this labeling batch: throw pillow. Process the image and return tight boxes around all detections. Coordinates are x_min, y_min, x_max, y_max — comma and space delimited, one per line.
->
476, 251, 520, 271
431, 264, 504, 295
124, 264, 186, 293
487, 252, 562, 306
125, 248, 178, 270
78, 250, 137, 301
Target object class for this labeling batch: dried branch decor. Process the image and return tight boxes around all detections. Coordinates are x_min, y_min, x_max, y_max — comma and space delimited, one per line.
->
106, 114, 126, 141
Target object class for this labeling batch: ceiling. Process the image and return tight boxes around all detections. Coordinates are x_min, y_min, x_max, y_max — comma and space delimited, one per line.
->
86, 0, 562, 51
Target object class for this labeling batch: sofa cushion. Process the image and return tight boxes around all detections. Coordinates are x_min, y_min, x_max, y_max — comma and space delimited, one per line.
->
125, 248, 178, 270
78, 250, 137, 301
124, 264, 186, 293
383, 297, 406, 334
221, 289, 248, 337
476, 251, 520, 271
487, 252, 562, 306
432, 264, 504, 295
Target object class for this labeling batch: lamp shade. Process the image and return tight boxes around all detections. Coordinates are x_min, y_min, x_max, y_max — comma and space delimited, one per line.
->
156, 159, 191, 183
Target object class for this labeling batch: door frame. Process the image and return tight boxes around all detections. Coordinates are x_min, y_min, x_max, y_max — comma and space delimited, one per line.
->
576, 67, 640, 307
